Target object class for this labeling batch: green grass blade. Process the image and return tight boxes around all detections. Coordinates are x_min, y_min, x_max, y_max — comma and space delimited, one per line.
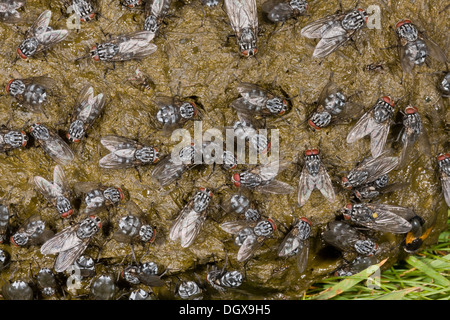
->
312, 259, 388, 300
374, 287, 419, 300
406, 255, 450, 287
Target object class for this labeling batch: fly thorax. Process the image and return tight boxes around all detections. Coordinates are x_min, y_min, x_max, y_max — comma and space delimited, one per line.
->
341, 10, 367, 30
85, 189, 104, 207
30, 124, 50, 141
4, 131, 27, 148
238, 28, 257, 52
347, 170, 369, 187
356, 186, 379, 199
240, 172, 263, 188
8, 79, 25, 96
296, 220, 311, 240
438, 157, 450, 176
373, 174, 388, 188
141, 262, 158, 275
305, 155, 321, 176
405, 40, 427, 65
193, 190, 211, 212
324, 92, 346, 115
94, 43, 119, 60
290, 0, 307, 14
0, 205, 8, 226
354, 240, 377, 256
373, 99, 394, 123
123, 265, 140, 284
73, 0, 95, 21
179, 145, 195, 163
402, 112, 422, 137
11, 232, 28, 246
178, 281, 201, 299
254, 220, 274, 237
220, 271, 243, 288
56, 196, 72, 216
68, 120, 85, 141
235, 227, 253, 246
18, 37, 38, 57
352, 204, 374, 222
139, 225, 154, 242
222, 151, 237, 170
266, 97, 285, 114
103, 187, 122, 204
249, 134, 269, 154
24, 84, 46, 105
230, 194, 250, 214
309, 112, 332, 128
144, 15, 159, 33
440, 73, 450, 95
77, 217, 100, 239
179, 102, 195, 119
118, 215, 140, 236
156, 105, 177, 124
245, 208, 260, 222
135, 147, 158, 163
396, 23, 418, 42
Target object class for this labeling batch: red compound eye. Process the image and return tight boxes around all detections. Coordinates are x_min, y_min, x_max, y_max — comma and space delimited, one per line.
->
308, 119, 321, 130
405, 106, 418, 114
241, 50, 249, 57
396, 19, 412, 29
382, 96, 395, 106
305, 149, 312, 156
232, 173, 241, 187
300, 217, 312, 226
268, 218, 276, 231
17, 48, 27, 59
5, 79, 14, 93
311, 148, 319, 155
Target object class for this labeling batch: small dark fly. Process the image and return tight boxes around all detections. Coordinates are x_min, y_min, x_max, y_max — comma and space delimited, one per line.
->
144, 0, 171, 35
67, 84, 106, 143
64, 0, 98, 22
151, 144, 198, 187
341, 153, 399, 190
36, 268, 58, 297
0, 0, 25, 23
334, 255, 377, 276
347, 96, 396, 159
30, 123, 74, 166
74, 182, 123, 215
0, 249, 10, 271
306, 77, 361, 130
169, 188, 212, 248
0, 205, 10, 243
177, 280, 203, 300
438, 153, 450, 206
40, 215, 102, 272
231, 83, 289, 119
439, 72, 450, 97
122, 262, 165, 287
90, 274, 116, 300
113, 201, 156, 245
87, 31, 156, 63
232, 160, 294, 194
397, 106, 430, 168
343, 203, 415, 234
300, 8, 367, 58
394, 19, 447, 74
207, 265, 243, 292
262, 0, 307, 23
364, 62, 384, 73
297, 148, 335, 207
352, 174, 407, 201
220, 218, 276, 262
224, 0, 259, 57
154, 96, 199, 134
99, 135, 160, 169
0, 127, 28, 153
403, 215, 434, 254
322, 221, 378, 257
277, 217, 311, 273
2, 280, 33, 300
127, 68, 155, 91
6, 76, 55, 113
16, 10, 68, 59
34, 165, 74, 218
10, 215, 54, 247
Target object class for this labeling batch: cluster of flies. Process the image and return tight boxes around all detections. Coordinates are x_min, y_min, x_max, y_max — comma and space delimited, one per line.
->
0, 0, 449, 300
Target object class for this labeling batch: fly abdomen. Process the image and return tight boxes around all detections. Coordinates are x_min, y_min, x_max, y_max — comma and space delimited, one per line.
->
405, 40, 427, 65
157, 104, 178, 125
23, 84, 47, 106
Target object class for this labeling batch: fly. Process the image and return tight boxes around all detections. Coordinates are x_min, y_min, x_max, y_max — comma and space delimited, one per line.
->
74, 182, 123, 215
301, 8, 368, 58
34, 165, 74, 218
36, 268, 59, 297
438, 153, 450, 206
144, 0, 171, 35
346, 96, 396, 159
207, 265, 243, 292
0, 126, 28, 154
297, 148, 335, 206
16, 10, 68, 59
64, 0, 97, 22
262, 0, 307, 23
67, 84, 106, 143
40, 215, 102, 272
0, 0, 25, 23
0, 205, 10, 243
6, 76, 55, 113
352, 174, 407, 201
154, 96, 199, 134
122, 262, 165, 287
11, 215, 54, 247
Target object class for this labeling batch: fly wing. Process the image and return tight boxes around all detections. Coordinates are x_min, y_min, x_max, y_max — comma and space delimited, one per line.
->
40, 224, 83, 255
237, 83, 269, 108
77, 93, 105, 125
301, 14, 340, 38
29, 9, 51, 37
261, 0, 293, 17
278, 227, 302, 257
100, 135, 137, 152
358, 205, 412, 233
73, 85, 94, 116
317, 79, 339, 106
322, 221, 358, 251
231, 97, 260, 115
252, 159, 290, 181
180, 210, 205, 248
224, 0, 257, 34
53, 240, 89, 272
316, 165, 336, 203
34, 176, 62, 199
398, 127, 417, 168
397, 44, 415, 74
297, 167, 314, 207
220, 220, 249, 235
420, 33, 447, 63
22, 76, 55, 89
369, 121, 390, 158
312, 25, 350, 58
296, 238, 309, 273
256, 180, 294, 194
53, 165, 68, 193
151, 157, 187, 187
442, 174, 450, 206
369, 204, 416, 221
36, 29, 68, 47
169, 203, 192, 241
99, 152, 135, 169
73, 181, 101, 194
146, 0, 169, 16
346, 109, 375, 144
138, 274, 165, 287
42, 133, 74, 166
112, 31, 157, 61
237, 232, 260, 262
358, 155, 399, 184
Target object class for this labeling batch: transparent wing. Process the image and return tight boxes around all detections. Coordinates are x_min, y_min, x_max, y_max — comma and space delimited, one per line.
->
237, 233, 261, 262
36, 29, 68, 46
301, 14, 340, 38
180, 210, 205, 248
262, 1, 294, 19
369, 121, 390, 158
297, 167, 314, 207
29, 9, 51, 37
99, 152, 136, 169
138, 274, 165, 287
256, 180, 294, 194
224, 0, 258, 34
112, 31, 157, 61
53, 241, 89, 272
53, 165, 68, 192
313, 32, 349, 58
220, 220, 250, 234
151, 157, 187, 187
346, 110, 376, 143
316, 165, 336, 203
296, 238, 310, 273
397, 44, 415, 74
40, 225, 82, 255
42, 134, 74, 166
420, 33, 447, 63
442, 175, 450, 206
278, 227, 302, 257
100, 135, 137, 152
34, 176, 62, 199
237, 83, 269, 107
169, 204, 192, 241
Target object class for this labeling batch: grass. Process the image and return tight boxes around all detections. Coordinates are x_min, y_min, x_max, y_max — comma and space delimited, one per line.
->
303, 211, 450, 300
